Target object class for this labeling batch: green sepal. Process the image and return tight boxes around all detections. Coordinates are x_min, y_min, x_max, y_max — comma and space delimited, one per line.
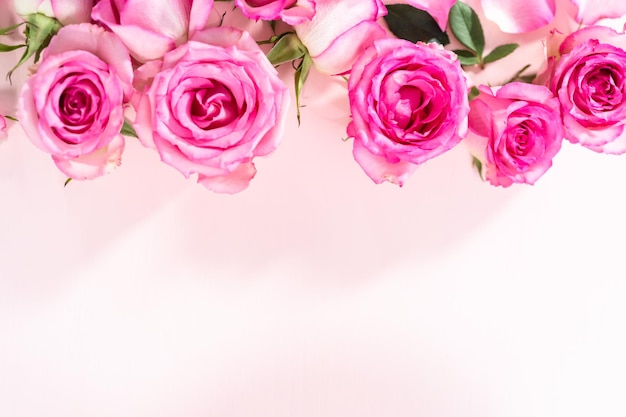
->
266, 33, 307, 66
384, 4, 449, 45
468, 86, 480, 101
483, 43, 519, 64
448, 2, 484, 57
120, 120, 138, 138
294, 53, 313, 126
472, 156, 484, 181
504, 64, 535, 84
0, 43, 24, 52
7, 13, 62, 82
0, 22, 24, 36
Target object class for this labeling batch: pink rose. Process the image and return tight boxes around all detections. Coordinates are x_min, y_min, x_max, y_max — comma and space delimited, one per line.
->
235, 0, 316, 25
0, 115, 7, 143
91, 0, 213, 62
13, 0, 93, 25
133, 27, 289, 194
545, 26, 626, 154
18, 24, 133, 179
294, 0, 387, 75
467, 83, 563, 187
347, 39, 469, 186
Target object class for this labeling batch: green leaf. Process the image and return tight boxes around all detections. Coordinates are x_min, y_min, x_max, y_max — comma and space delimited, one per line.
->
453, 50, 479, 65
468, 86, 480, 100
120, 120, 138, 138
0, 22, 24, 36
457, 55, 479, 66
518, 73, 536, 83
7, 13, 61, 82
483, 43, 519, 64
384, 4, 449, 45
0, 43, 24, 52
294, 53, 313, 126
266, 33, 306, 66
472, 156, 484, 181
448, 1, 484, 56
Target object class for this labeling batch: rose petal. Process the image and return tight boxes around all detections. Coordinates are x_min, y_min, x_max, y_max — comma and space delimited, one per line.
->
352, 137, 419, 186
50, 0, 92, 24
197, 161, 257, 194
481, 0, 556, 33
570, 0, 626, 25
52, 134, 125, 180
295, 0, 386, 74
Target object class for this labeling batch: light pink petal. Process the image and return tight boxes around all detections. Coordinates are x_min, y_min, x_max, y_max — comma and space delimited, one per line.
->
198, 162, 257, 194
481, 0, 556, 33
51, 0, 92, 24
570, 0, 626, 25
42, 24, 134, 98
559, 25, 626, 55
309, 21, 387, 75
281, 0, 316, 25
587, 129, 626, 154
295, 0, 386, 74
52, 134, 125, 180
352, 138, 419, 186
189, 0, 214, 34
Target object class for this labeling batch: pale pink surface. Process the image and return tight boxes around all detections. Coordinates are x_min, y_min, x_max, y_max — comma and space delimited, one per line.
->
91, 0, 214, 62
3, 1, 626, 417
13, 0, 92, 24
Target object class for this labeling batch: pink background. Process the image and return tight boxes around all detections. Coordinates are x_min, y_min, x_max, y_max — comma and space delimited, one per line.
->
2, 1, 626, 416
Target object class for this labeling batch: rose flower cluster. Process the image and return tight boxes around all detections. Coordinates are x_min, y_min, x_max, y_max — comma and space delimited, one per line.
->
1, 0, 626, 192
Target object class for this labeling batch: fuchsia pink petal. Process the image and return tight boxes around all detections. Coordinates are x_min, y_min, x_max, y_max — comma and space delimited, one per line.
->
481, 0, 556, 33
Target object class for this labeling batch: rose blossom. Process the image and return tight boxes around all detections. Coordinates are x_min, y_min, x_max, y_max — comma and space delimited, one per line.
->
18, 24, 133, 179
347, 38, 469, 186
13, 0, 93, 25
235, 0, 315, 25
544, 26, 626, 154
91, 0, 213, 62
467, 83, 563, 187
294, 0, 387, 75
133, 27, 289, 194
